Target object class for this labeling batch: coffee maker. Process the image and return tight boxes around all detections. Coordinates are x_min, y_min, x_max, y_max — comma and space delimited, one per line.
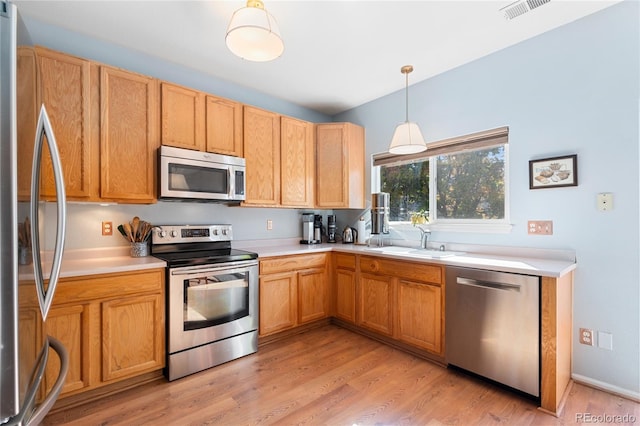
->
327, 215, 337, 243
300, 213, 316, 244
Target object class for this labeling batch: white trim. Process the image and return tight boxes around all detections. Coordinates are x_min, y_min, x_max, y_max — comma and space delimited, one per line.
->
572, 374, 640, 402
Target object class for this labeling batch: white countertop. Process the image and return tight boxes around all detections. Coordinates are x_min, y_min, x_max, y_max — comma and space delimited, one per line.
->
21, 240, 575, 280
240, 240, 576, 277
19, 246, 166, 280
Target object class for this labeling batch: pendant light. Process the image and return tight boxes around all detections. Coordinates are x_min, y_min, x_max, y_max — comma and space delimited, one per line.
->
225, 0, 284, 62
389, 65, 427, 154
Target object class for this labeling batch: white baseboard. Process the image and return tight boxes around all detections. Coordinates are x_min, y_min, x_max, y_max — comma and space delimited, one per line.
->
572, 374, 640, 402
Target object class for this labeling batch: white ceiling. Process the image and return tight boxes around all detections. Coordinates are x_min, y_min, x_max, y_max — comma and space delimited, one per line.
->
14, 0, 620, 116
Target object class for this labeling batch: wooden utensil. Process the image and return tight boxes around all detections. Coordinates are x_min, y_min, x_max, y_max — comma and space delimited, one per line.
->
123, 222, 134, 242
132, 216, 140, 241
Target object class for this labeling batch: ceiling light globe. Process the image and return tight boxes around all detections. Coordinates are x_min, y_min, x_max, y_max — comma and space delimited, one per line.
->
226, 6, 284, 62
389, 122, 427, 154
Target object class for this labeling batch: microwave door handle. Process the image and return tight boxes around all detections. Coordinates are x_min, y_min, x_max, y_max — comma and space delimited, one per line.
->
227, 168, 233, 198
30, 105, 67, 321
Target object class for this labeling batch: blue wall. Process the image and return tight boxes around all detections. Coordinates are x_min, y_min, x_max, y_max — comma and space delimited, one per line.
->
335, 1, 639, 397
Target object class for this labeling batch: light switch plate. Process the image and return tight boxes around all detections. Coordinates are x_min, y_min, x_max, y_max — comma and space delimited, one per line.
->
597, 192, 613, 211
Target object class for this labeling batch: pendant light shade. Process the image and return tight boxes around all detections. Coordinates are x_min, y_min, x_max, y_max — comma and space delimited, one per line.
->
388, 65, 427, 154
226, 0, 284, 62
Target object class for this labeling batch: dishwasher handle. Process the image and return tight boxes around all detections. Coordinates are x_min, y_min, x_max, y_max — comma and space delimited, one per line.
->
456, 276, 521, 292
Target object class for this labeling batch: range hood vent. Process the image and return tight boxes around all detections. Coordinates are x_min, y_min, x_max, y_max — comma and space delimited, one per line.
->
502, 0, 551, 20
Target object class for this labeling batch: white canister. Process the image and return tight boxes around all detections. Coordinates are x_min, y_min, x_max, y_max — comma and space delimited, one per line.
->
356, 216, 367, 244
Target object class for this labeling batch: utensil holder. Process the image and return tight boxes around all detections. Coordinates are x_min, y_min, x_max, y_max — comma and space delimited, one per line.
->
130, 242, 148, 257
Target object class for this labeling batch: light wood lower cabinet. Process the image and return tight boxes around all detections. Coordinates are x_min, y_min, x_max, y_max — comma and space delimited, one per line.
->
358, 272, 394, 336
396, 279, 443, 354
334, 254, 357, 324
259, 253, 328, 337
356, 256, 445, 356
20, 269, 165, 400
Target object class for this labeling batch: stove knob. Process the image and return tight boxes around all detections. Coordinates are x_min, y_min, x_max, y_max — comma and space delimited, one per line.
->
158, 230, 167, 238
170, 230, 178, 238
212, 229, 219, 235
222, 228, 228, 236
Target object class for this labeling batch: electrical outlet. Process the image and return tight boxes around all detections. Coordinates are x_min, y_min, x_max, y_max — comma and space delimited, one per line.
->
527, 220, 553, 235
267, 219, 273, 230
102, 221, 113, 236
579, 328, 594, 346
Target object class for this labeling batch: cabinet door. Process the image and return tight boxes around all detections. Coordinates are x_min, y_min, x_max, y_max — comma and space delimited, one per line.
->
17, 47, 38, 201
36, 47, 93, 200
358, 273, 394, 336
206, 95, 243, 157
101, 294, 164, 382
243, 106, 280, 205
298, 268, 328, 324
316, 123, 364, 209
280, 116, 314, 207
335, 268, 356, 324
161, 82, 205, 151
397, 280, 443, 355
100, 66, 159, 202
45, 304, 91, 396
259, 272, 297, 336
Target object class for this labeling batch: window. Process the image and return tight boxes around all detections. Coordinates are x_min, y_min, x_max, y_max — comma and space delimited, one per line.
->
373, 127, 510, 232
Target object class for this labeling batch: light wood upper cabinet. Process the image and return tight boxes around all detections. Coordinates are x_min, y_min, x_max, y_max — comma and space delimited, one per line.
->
160, 83, 243, 157
280, 116, 314, 208
243, 106, 281, 206
35, 47, 93, 200
316, 122, 365, 209
100, 66, 159, 203
160, 82, 205, 151
205, 95, 243, 157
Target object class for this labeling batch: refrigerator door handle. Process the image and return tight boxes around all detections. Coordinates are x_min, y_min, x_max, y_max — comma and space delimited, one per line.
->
25, 336, 69, 426
30, 105, 66, 321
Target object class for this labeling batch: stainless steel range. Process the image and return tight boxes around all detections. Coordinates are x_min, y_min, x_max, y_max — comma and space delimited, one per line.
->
150, 224, 259, 381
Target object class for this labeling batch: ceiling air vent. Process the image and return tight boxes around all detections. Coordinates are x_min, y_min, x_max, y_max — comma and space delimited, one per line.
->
502, 0, 551, 20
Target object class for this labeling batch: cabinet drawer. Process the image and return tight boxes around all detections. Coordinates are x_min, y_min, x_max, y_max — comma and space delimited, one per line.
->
334, 253, 356, 270
359, 256, 442, 284
50, 269, 165, 303
260, 253, 327, 275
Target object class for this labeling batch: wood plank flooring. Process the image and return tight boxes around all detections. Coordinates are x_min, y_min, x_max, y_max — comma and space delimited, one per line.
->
43, 325, 639, 425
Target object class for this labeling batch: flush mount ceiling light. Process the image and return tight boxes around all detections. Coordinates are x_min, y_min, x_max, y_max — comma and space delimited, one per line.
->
389, 65, 427, 155
225, 0, 284, 62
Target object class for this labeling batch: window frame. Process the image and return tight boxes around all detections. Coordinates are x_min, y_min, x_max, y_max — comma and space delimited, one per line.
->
372, 127, 512, 234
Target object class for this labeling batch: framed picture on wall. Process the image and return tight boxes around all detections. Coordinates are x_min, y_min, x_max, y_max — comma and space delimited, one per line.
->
529, 154, 578, 189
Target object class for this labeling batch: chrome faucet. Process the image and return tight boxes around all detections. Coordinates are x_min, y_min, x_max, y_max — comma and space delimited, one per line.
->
416, 225, 431, 249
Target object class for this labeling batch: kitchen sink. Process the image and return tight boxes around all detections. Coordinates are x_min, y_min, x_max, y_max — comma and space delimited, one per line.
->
364, 246, 463, 258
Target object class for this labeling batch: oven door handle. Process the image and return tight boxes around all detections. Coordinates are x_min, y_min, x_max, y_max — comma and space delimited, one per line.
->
170, 261, 258, 276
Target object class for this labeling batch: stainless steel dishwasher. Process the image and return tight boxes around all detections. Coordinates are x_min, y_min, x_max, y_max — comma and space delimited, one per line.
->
446, 266, 540, 397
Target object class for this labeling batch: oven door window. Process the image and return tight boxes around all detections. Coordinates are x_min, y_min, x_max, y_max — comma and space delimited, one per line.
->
169, 162, 228, 194
183, 272, 249, 330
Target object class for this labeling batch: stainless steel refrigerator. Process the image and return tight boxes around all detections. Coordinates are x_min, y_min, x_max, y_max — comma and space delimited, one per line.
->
1, 2, 69, 424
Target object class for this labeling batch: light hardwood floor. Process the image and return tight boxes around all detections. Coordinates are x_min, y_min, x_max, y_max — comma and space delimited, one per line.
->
44, 325, 639, 425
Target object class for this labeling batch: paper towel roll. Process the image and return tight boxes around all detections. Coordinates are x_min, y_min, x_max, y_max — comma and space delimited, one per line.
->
356, 217, 367, 244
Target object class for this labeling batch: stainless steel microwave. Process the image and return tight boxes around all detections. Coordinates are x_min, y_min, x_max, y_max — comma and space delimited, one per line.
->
158, 146, 246, 202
